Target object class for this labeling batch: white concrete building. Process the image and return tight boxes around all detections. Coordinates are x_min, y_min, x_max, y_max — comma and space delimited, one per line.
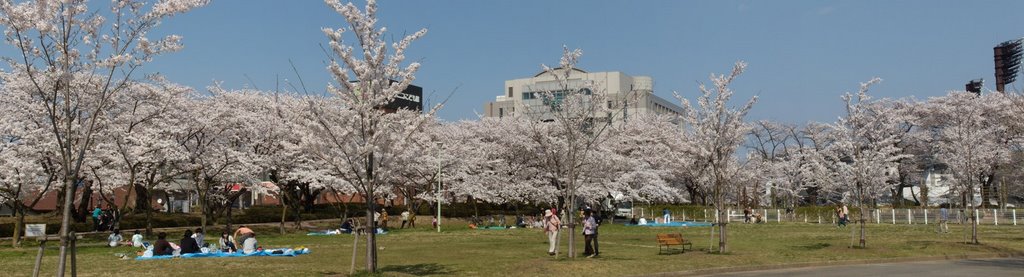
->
483, 68, 684, 121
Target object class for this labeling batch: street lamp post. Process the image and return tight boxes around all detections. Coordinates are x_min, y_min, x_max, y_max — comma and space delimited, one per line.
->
436, 142, 443, 233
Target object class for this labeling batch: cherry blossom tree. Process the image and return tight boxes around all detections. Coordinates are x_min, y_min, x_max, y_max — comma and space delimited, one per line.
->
0, 92, 60, 247
172, 89, 262, 232
676, 61, 757, 253
600, 113, 684, 204
824, 79, 910, 248
300, 0, 432, 272
922, 91, 1011, 244
0, 0, 207, 273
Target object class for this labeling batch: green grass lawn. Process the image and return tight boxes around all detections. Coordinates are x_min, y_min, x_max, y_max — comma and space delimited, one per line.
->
2, 220, 1022, 276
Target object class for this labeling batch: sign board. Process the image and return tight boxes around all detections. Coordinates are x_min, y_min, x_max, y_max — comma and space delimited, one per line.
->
25, 224, 46, 237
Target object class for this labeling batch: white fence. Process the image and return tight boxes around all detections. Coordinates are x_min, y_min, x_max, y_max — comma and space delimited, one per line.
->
678, 208, 1022, 226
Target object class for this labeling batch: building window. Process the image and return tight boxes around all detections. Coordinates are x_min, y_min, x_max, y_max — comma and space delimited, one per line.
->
499, 108, 504, 117
508, 87, 513, 97
523, 92, 536, 100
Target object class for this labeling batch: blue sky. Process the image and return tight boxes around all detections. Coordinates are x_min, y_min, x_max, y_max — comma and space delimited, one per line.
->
15, 0, 1024, 123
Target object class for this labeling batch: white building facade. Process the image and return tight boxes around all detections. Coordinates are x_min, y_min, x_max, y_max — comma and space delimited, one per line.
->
483, 68, 684, 121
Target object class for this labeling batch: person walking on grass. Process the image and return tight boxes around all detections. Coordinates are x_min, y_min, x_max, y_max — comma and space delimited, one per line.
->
582, 209, 599, 258
92, 206, 102, 231
939, 207, 949, 233
544, 208, 561, 256
401, 210, 411, 229
841, 203, 849, 227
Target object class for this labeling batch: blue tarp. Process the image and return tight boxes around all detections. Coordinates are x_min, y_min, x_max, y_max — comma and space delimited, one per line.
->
135, 248, 310, 261
307, 229, 386, 236
626, 221, 713, 227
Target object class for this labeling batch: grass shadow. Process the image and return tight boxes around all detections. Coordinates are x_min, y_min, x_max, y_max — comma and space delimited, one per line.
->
792, 242, 830, 250
379, 263, 457, 276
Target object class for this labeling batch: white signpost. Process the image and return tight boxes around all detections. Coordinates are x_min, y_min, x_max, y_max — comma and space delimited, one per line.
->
25, 224, 46, 238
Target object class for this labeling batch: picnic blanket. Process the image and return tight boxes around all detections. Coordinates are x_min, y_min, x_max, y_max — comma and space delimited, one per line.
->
307, 230, 345, 236
135, 248, 310, 261
307, 228, 386, 236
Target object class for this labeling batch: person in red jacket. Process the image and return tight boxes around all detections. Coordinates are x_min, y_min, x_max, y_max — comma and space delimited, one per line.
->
152, 232, 173, 256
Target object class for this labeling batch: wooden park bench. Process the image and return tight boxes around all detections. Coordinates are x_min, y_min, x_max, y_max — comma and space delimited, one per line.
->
656, 233, 692, 254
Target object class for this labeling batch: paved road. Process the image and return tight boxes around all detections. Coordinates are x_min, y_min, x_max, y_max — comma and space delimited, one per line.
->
706, 257, 1024, 277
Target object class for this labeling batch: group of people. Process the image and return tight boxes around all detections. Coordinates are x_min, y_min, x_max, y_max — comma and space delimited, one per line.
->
542, 207, 600, 258
371, 208, 418, 230
106, 229, 145, 248
92, 206, 120, 232
742, 207, 765, 224
112, 226, 259, 257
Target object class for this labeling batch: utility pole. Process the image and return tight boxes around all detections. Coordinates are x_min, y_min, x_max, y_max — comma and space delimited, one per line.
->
436, 142, 443, 233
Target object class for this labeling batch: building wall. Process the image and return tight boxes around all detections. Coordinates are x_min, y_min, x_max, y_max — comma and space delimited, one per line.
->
483, 68, 683, 121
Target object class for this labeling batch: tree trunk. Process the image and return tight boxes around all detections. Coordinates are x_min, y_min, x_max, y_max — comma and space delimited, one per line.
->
226, 200, 234, 233
365, 202, 378, 272
279, 202, 287, 235
199, 192, 208, 233
74, 183, 93, 223
145, 203, 154, 237
859, 205, 866, 248
718, 208, 728, 253
365, 153, 378, 272
13, 205, 24, 247
293, 207, 303, 230
56, 176, 77, 277
567, 194, 576, 258
971, 207, 979, 244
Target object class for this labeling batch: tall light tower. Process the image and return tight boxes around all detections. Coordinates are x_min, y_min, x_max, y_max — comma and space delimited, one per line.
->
994, 39, 1022, 92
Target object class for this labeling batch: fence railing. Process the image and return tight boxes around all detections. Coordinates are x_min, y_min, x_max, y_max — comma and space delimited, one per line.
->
656, 208, 1022, 226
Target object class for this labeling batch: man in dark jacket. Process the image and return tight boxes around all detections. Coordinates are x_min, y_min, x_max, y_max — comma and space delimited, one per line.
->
153, 232, 173, 256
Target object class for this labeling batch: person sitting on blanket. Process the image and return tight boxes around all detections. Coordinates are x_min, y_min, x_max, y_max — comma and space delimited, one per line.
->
131, 230, 145, 248
179, 229, 201, 254
242, 233, 259, 254
153, 232, 173, 256
218, 231, 236, 253
107, 229, 124, 247
191, 228, 207, 247
340, 219, 353, 234
232, 225, 254, 248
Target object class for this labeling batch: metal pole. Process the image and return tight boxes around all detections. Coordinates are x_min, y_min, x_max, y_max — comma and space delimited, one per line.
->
892, 209, 895, 224
1013, 209, 1017, 226
777, 209, 781, 223
924, 209, 928, 225
907, 209, 912, 225
994, 209, 998, 225
436, 143, 442, 233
